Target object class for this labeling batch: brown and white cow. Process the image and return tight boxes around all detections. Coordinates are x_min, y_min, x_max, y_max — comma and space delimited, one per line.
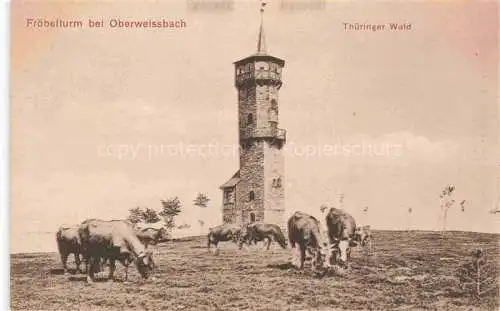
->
78, 219, 155, 283
56, 224, 83, 275
239, 223, 287, 250
354, 225, 373, 249
287, 211, 333, 271
207, 223, 242, 251
325, 207, 358, 268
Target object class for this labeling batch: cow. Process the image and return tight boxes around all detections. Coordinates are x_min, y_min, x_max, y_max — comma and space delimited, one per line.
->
207, 223, 242, 251
135, 227, 171, 248
325, 207, 358, 268
287, 211, 333, 271
56, 225, 83, 275
354, 225, 373, 249
78, 219, 155, 283
239, 223, 287, 250
100, 225, 168, 272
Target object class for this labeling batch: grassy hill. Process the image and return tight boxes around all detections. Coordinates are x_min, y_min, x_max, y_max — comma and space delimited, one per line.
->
11, 230, 499, 310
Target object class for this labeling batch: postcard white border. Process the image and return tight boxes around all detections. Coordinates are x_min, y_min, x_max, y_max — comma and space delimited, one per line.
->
1, 1, 10, 309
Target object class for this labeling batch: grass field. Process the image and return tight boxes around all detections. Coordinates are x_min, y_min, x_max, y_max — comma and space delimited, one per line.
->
11, 231, 499, 311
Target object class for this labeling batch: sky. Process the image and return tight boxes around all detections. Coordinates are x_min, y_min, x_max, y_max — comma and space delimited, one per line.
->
10, 1, 499, 252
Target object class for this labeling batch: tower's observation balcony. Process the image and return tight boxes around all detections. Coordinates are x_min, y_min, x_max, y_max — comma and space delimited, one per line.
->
234, 54, 285, 88
240, 127, 286, 142
235, 70, 282, 88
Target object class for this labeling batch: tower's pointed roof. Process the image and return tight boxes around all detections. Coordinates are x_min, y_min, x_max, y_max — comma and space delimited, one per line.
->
256, 8, 267, 55
234, 1, 284, 66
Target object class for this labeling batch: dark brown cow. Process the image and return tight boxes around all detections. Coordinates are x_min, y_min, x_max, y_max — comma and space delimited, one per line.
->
56, 225, 83, 274
239, 223, 287, 250
325, 207, 358, 267
79, 219, 155, 283
287, 211, 332, 271
207, 223, 242, 250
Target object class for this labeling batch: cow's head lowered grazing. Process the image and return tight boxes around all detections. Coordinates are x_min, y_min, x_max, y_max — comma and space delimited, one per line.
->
333, 238, 357, 268
136, 251, 155, 279
325, 207, 358, 269
238, 224, 252, 249
311, 229, 336, 273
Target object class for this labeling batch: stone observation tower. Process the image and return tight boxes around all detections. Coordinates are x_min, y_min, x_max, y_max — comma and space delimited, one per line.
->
220, 2, 286, 229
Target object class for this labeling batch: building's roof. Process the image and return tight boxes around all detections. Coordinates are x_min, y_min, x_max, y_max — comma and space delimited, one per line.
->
220, 170, 240, 189
256, 17, 266, 55
234, 54, 285, 66
233, 6, 285, 67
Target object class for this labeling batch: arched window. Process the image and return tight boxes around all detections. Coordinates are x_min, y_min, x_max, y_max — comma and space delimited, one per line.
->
249, 191, 255, 201
250, 213, 256, 223
247, 113, 254, 125
272, 177, 282, 188
271, 99, 278, 110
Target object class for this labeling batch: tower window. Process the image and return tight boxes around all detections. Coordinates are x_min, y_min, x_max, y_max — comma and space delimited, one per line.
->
241, 140, 252, 149
258, 62, 269, 70
273, 177, 282, 188
249, 191, 255, 201
271, 99, 278, 110
224, 190, 234, 203
247, 113, 254, 125
250, 213, 256, 223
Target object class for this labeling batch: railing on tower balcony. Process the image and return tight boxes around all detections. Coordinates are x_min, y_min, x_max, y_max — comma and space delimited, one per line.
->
235, 72, 253, 85
240, 127, 286, 142
235, 70, 282, 86
276, 128, 286, 141
254, 71, 281, 81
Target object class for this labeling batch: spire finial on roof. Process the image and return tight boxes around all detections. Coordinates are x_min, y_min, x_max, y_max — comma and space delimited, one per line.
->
257, 1, 267, 54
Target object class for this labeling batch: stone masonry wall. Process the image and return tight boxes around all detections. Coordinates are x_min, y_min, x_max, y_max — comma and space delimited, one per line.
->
238, 85, 256, 140
264, 141, 285, 229
237, 140, 265, 225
